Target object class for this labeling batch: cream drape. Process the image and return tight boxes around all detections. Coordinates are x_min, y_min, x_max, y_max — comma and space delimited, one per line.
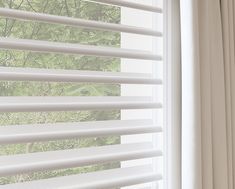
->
180, 0, 235, 188
221, 0, 235, 188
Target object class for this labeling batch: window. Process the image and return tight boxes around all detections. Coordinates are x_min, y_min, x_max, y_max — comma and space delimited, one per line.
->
0, 0, 169, 189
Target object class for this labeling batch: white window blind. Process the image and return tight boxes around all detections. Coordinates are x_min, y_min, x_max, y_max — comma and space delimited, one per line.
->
0, 0, 164, 188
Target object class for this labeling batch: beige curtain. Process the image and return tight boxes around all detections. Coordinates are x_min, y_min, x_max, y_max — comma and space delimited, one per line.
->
180, 0, 235, 188
221, 0, 235, 188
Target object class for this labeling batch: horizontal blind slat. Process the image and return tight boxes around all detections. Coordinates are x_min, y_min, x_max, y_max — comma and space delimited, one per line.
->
0, 8, 162, 37
0, 142, 162, 176
90, 0, 162, 13
0, 119, 162, 144
0, 38, 162, 60
0, 96, 162, 112
0, 165, 162, 189
0, 0, 164, 187
0, 67, 162, 85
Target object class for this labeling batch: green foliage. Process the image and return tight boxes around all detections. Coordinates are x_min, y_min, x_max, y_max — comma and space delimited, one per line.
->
0, 0, 121, 185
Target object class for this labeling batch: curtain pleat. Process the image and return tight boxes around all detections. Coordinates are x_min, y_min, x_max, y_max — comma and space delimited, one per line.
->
220, 0, 235, 189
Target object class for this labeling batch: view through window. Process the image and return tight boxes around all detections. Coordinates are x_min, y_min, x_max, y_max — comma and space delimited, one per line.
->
0, 0, 121, 184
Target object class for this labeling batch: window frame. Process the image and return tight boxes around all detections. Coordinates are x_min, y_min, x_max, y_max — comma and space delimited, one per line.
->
0, 0, 181, 188
120, 0, 163, 188
163, 0, 181, 189
120, 0, 181, 189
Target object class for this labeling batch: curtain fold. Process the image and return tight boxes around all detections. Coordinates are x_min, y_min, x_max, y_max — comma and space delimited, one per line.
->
180, 0, 235, 188
220, 0, 235, 188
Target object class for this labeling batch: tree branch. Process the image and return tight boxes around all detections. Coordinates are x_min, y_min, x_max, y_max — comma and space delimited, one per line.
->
64, 0, 71, 17
26, 0, 37, 12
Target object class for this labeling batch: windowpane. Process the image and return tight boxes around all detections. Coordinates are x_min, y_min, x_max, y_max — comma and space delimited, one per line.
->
0, 0, 121, 185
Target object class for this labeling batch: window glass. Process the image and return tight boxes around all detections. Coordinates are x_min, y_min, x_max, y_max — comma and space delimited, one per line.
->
0, 0, 120, 184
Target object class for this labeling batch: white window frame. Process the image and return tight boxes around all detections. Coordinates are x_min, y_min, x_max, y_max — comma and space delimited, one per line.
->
121, 0, 181, 189
0, 0, 181, 188
164, 0, 181, 189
